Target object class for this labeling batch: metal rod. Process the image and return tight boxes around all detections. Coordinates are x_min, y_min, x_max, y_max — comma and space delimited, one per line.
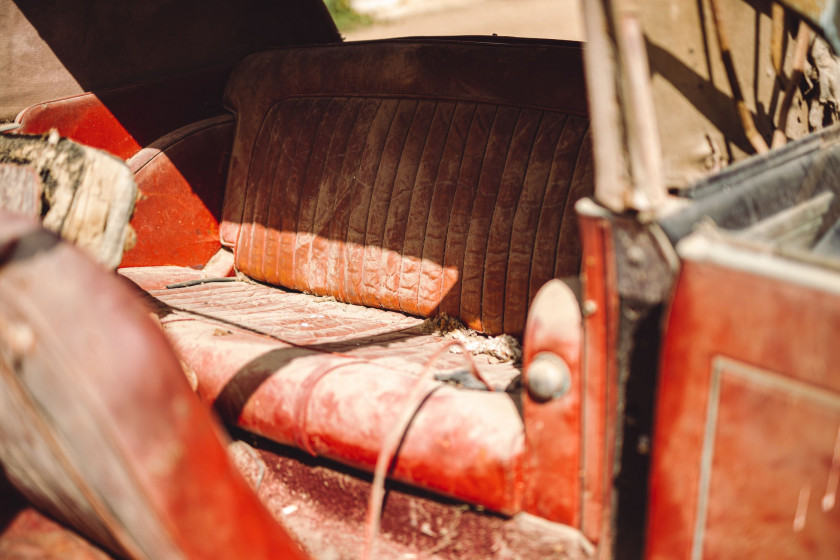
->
773, 20, 810, 148
583, 0, 667, 213
708, 0, 770, 154
583, 0, 631, 213
614, 2, 666, 212
771, 2, 786, 78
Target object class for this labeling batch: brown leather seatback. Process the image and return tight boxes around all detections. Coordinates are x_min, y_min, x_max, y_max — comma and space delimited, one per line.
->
222, 40, 592, 335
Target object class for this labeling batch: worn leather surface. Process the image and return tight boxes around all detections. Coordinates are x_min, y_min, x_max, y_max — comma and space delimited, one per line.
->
222, 40, 593, 336
118, 266, 208, 292
127, 276, 521, 387
115, 274, 525, 514
123, 115, 234, 268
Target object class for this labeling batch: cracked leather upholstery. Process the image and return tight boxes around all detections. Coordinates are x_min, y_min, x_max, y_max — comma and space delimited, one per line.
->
143, 280, 520, 388
222, 40, 592, 336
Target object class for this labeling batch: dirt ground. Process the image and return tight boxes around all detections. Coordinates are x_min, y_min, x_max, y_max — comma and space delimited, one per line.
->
343, 0, 585, 42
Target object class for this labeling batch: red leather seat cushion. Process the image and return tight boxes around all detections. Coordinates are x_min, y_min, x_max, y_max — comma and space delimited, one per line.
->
118, 271, 525, 513
135, 276, 521, 389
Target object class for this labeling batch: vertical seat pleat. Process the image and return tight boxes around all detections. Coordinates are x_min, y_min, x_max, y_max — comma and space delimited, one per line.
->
418, 102, 474, 317
308, 98, 362, 296
398, 101, 455, 316
274, 100, 330, 288
361, 100, 416, 309
256, 107, 289, 285
330, 99, 382, 304
292, 99, 346, 292
460, 106, 519, 332
481, 109, 542, 335
554, 125, 593, 278
528, 116, 589, 306
343, 99, 392, 305
503, 113, 566, 335
377, 101, 434, 313
439, 103, 490, 319
261, 99, 312, 285
237, 100, 296, 276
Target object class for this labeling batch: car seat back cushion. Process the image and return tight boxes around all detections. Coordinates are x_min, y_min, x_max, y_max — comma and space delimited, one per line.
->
221, 41, 592, 336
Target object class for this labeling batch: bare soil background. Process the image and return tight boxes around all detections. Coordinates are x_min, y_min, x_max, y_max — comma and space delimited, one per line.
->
343, 0, 585, 42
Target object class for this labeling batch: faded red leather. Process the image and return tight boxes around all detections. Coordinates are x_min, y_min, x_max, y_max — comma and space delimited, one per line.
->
123, 115, 234, 268
135, 279, 520, 387
222, 40, 593, 336
136, 284, 525, 513
120, 258, 526, 515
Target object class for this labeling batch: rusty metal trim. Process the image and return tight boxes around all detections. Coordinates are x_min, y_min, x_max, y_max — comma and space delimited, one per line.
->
677, 230, 840, 294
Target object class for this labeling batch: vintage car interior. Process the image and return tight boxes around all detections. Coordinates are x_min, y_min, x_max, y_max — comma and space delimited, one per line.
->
1, 0, 839, 559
